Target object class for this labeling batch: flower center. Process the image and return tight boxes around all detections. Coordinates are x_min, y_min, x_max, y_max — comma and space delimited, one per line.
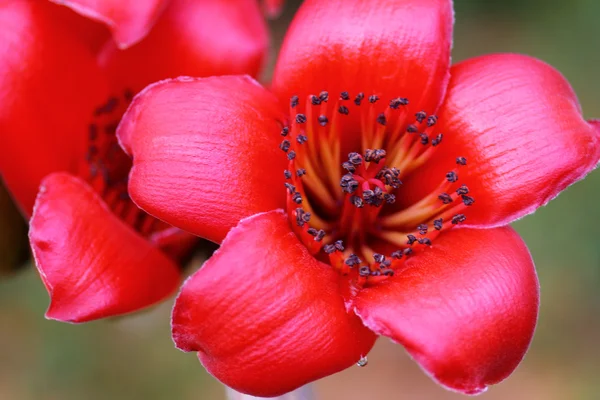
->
279, 92, 474, 287
79, 90, 166, 238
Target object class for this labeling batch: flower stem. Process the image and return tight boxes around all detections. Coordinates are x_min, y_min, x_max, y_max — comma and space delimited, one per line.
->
225, 385, 314, 400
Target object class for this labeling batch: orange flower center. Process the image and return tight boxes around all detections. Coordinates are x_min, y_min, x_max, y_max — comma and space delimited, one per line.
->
280, 92, 474, 287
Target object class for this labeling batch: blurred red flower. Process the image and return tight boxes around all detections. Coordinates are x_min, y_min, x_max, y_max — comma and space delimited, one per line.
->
117, 0, 600, 396
0, 0, 269, 322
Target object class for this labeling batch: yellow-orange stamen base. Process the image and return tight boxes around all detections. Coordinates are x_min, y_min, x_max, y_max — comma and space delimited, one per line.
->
280, 92, 474, 288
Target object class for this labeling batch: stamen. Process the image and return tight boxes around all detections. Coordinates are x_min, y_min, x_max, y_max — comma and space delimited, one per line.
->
355, 93, 364, 105
291, 96, 299, 108
278, 93, 476, 287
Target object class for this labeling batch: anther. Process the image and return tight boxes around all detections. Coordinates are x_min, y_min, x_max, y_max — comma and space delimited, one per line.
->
438, 193, 453, 204
456, 156, 467, 166
302, 212, 312, 223
89, 124, 98, 140
369, 95, 379, 103
287, 151, 296, 160
280, 140, 291, 152
345, 181, 359, 194
403, 248, 413, 256
364, 149, 386, 163
406, 124, 418, 133
420, 134, 429, 145
342, 161, 356, 173
340, 174, 359, 193
373, 253, 385, 263
307, 227, 318, 236
431, 133, 443, 146
348, 152, 363, 165
297, 135, 308, 144
390, 97, 409, 109
319, 91, 329, 102
415, 111, 427, 123
296, 168, 307, 177
391, 250, 403, 259
340, 91, 350, 101
94, 97, 118, 115
124, 89, 134, 101
295, 208, 306, 226
290, 96, 299, 108
418, 238, 432, 246
384, 193, 396, 204
285, 183, 296, 194
359, 266, 371, 277
426, 115, 438, 127
345, 254, 362, 267
338, 105, 350, 115
284, 170, 292, 179
354, 93, 364, 106
350, 195, 364, 208
281, 126, 289, 136
376, 113, 387, 126
446, 171, 458, 182
434, 218, 443, 230
407, 234, 417, 245
318, 115, 329, 126
418, 224, 428, 235
315, 230, 326, 241
310, 95, 321, 106
451, 214, 467, 224
324, 244, 336, 254
334, 240, 345, 251
376, 167, 401, 188
382, 269, 395, 276
292, 192, 303, 204
340, 173, 353, 186
456, 185, 469, 195
462, 195, 475, 206
295, 114, 307, 124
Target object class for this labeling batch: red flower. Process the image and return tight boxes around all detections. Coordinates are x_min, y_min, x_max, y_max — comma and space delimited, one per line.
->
117, 0, 600, 396
0, 0, 268, 322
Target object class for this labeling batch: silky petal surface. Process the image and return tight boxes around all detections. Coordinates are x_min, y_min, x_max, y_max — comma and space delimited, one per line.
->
272, 0, 453, 122
403, 54, 600, 227
30, 173, 181, 323
354, 227, 539, 395
99, 0, 268, 94
0, 0, 109, 215
50, 0, 168, 48
172, 210, 376, 397
118, 76, 287, 244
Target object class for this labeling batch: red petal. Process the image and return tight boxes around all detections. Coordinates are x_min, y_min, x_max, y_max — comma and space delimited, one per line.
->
0, 0, 109, 216
404, 54, 600, 227
49, 2, 111, 53
98, 0, 268, 93
172, 210, 376, 397
30, 173, 181, 323
118, 76, 287, 244
354, 227, 539, 395
49, 0, 168, 49
272, 0, 452, 116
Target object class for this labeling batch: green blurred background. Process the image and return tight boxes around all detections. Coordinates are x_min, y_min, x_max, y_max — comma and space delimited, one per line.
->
2, 0, 600, 399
